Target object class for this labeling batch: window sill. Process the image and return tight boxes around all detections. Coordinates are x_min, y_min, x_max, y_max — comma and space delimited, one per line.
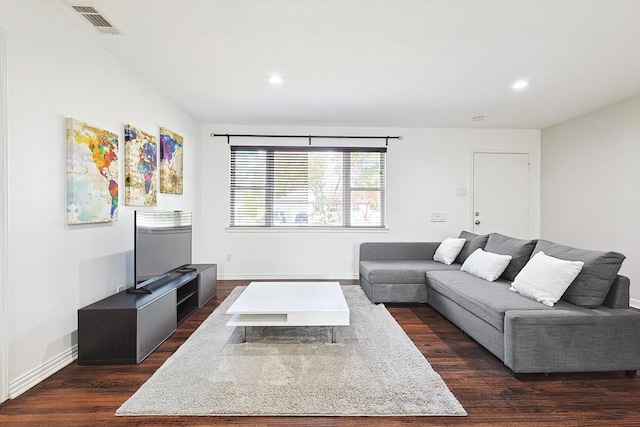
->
225, 227, 389, 234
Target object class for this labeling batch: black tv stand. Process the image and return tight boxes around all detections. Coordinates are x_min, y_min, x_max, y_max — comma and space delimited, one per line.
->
78, 264, 217, 365
126, 286, 153, 294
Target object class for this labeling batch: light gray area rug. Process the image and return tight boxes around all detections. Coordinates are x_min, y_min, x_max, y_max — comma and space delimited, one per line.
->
116, 285, 466, 417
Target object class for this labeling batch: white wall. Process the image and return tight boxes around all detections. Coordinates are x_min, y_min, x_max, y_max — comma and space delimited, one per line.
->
1, 0, 201, 398
201, 124, 540, 279
541, 95, 640, 308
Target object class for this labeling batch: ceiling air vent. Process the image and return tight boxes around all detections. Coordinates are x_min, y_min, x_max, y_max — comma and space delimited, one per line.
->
71, 5, 121, 35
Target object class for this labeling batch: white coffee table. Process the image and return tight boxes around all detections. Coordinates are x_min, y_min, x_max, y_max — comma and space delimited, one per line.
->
226, 281, 350, 343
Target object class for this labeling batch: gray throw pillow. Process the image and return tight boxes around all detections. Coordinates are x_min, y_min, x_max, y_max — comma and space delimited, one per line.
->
532, 240, 625, 308
455, 231, 489, 265
484, 233, 537, 281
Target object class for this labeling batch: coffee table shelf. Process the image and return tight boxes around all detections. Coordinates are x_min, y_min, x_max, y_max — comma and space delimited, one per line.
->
227, 313, 288, 325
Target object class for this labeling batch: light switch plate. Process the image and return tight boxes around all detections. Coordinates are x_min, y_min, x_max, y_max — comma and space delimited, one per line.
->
430, 212, 446, 222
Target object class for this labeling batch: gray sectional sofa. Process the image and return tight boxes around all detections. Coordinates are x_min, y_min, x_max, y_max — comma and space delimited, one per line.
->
359, 231, 640, 378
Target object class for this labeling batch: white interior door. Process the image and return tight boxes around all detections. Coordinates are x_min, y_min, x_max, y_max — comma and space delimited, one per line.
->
472, 152, 531, 238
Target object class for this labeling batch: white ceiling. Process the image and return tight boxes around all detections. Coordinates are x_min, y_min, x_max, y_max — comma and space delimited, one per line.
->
56, 0, 640, 129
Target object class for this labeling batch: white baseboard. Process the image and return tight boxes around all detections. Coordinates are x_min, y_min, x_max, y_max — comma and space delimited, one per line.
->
630, 297, 640, 310
9, 345, 77, 399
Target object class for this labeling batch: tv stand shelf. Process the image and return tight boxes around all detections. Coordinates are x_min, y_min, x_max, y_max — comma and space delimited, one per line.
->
176, 278, 198, 324
78, 263, 216, 365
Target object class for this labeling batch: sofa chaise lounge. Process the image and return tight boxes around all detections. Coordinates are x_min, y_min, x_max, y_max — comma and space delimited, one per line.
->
359, 232, 640, 378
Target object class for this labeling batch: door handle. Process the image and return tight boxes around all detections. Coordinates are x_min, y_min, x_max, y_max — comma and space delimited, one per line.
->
475, 220, 481, 225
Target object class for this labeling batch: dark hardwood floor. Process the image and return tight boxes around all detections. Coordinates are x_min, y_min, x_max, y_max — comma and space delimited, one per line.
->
1, 280, 639, 426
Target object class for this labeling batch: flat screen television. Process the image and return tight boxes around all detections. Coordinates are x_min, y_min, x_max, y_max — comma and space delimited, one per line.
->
130, 210, 193, 294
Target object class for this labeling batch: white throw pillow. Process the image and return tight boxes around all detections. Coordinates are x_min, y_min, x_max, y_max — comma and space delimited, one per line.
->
461, 248, 512, 282
433, 238, 466, 265
509, 251, 584, 307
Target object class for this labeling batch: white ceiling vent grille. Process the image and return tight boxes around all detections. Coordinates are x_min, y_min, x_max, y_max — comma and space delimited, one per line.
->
71, 5, 121, 35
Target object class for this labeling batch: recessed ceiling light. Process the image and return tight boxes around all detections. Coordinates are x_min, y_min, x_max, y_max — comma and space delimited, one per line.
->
511, 80, 530, 90
268, 74, 284, 85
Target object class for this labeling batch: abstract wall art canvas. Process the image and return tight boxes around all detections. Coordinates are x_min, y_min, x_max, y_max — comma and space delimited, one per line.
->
124, 124, 157, 206
66, 118, 119, 225
159, 127, 184, 194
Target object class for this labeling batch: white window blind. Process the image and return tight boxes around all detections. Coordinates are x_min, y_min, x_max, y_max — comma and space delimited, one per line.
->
230, 146, 386, 228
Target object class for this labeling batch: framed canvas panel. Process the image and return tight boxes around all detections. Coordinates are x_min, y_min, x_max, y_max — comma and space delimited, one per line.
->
159, 127, 184, 194
66, 118, 119, 225
124, 124, 157, 206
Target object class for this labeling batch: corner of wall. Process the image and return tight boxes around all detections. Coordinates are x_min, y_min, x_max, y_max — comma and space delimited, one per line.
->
0, 26, 9, 404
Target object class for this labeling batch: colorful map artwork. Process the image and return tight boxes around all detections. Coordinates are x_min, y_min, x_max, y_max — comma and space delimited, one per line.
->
159, 127, 184, 194
66, 118, 119, 225
124, 124, 157, 206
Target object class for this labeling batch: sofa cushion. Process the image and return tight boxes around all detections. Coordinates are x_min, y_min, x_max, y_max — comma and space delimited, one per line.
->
359, 260, 460, 285
426, 270, 551, 332
532, 240, 626, 308
433, 237, 466, 265
461, 248, 512, 282
484, 233, 537, 281
455, 231, 489, 264
510, 251, 584, 307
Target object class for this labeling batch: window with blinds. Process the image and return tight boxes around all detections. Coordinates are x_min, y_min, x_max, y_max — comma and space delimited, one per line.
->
230, 146, 386, 228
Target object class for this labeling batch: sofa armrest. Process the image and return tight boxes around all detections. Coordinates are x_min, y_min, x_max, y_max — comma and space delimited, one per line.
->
504, 309, 640, 374
359, 242, 440, 262
603, 275, 631, 309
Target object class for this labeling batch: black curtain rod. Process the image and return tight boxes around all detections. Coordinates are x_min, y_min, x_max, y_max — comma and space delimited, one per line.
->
210, 133, 402, 146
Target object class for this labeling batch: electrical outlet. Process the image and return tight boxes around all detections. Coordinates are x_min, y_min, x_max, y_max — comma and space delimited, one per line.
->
226, 253, 232, 262
116, 285, 125, 293
430, 212, 447, 222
